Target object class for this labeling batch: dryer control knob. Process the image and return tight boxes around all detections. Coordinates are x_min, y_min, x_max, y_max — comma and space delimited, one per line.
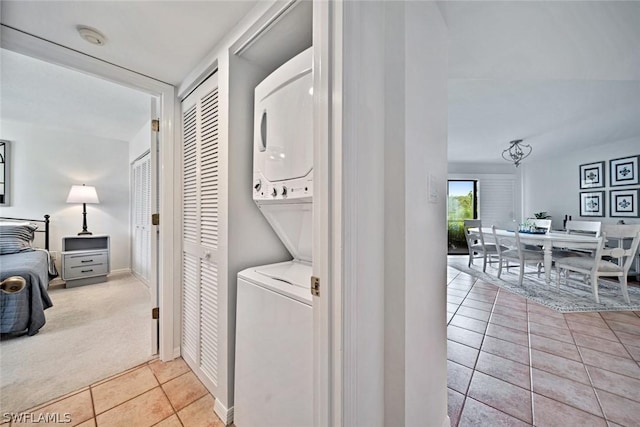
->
282, 186, 288, 197
254, 179, 262, 192
271, 188, 278, 197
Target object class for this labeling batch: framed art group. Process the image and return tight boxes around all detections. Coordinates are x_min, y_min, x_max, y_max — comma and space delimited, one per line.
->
579, 155, 640, 218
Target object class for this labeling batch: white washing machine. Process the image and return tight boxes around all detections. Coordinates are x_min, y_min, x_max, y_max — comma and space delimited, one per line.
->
235, 262, 312, 427
234, 46, 314, 427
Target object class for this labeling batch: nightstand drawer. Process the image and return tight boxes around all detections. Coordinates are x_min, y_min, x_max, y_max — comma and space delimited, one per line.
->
64, 262, 109, 280
64, 252, 108, 269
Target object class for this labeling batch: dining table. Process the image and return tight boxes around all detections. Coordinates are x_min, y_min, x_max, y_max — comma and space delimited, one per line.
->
477, 228, 601, 284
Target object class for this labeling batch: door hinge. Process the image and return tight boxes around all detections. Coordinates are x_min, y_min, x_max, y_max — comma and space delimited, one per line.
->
152, 307, 159, 319
152, 213, 160, 225
152, 119, 160, 132
311, 276, 320, 297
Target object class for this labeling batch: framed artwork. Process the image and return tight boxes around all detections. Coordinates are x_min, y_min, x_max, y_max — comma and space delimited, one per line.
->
579, 161, 605, 189
610, 189, 639, 218
580, 191, 605, 217
610, 155, 640, 187
0, 140, 9, 206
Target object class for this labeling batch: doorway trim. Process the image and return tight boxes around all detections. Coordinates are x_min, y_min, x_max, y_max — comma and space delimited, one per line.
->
1, 25, 177, 360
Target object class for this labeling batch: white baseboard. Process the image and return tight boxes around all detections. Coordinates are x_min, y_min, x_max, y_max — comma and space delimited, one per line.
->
110, 268, 132, 276
442, 415, 451, 427
214, 399, 234, 426
173, 347, 181, 359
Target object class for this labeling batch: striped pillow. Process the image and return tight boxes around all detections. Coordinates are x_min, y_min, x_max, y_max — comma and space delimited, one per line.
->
0, 224, 38, 255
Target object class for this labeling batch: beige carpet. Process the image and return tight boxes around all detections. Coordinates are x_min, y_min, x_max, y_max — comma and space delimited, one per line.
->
0, 272, 152, 413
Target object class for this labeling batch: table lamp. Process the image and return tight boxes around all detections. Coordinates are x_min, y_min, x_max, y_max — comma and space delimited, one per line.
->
66, 184, 99, 235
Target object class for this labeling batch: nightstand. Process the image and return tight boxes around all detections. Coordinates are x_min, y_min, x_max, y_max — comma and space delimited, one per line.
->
61, 235, 110, 287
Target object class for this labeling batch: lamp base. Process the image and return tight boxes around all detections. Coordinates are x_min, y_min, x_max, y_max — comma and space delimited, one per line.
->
78, 230, 93, 236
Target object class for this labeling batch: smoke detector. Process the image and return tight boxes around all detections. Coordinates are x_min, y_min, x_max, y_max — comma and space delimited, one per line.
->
77, 26, 107, 46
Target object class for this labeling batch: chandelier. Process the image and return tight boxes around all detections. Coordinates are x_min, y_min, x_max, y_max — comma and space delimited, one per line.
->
502, 139, 532, 167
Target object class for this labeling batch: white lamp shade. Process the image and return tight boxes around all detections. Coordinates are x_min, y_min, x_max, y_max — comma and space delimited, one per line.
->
66, 185, 100, 204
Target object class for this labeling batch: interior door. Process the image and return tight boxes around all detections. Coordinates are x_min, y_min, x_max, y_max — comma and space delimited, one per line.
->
180, 73, 221, 396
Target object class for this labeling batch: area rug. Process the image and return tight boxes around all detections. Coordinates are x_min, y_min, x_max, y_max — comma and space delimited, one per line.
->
448, 256, 640, 313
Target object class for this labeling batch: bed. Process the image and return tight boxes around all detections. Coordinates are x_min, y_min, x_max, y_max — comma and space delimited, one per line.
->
0, 215, 55, 336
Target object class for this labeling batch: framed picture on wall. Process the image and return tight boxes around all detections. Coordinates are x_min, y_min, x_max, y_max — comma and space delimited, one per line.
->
0, 140, 9, 206
610, 155, 640, 187
580, 191, 605, 217
610, 189, 639, 218
579, 161, 605, 189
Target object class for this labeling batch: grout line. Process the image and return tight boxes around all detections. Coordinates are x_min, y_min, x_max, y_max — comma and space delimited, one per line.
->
155, 384, 180, 426
89, 386, 97, 424
526, 298, 536, 426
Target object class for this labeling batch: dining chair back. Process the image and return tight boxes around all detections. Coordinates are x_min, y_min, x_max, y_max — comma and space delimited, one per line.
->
565, 220, 601, 237
555, 224, 640, 303
556, 220, 602, 256
492, 226, 544, 286
463, 219, 499, 272
526, 218, 552, 233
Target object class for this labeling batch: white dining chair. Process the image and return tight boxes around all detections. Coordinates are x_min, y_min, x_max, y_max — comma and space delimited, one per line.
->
463, 220, 500, 272
553, 220, 602, 258
555, 224, 640, 304
523, 218, 552, 254
492, 225, 544, 286
526, 218, 552, 233
565, 220, 602, 237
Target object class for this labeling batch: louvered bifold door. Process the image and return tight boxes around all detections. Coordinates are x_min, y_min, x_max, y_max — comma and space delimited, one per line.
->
132, 154, 151, 284
181, 73, 220, 395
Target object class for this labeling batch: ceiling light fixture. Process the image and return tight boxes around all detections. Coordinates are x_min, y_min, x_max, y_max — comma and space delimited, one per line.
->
502, 139, 532, 167
77, 25, 107, 46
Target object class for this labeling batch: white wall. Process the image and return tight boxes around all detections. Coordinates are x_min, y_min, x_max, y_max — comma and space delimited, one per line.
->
0, 119, 131, 271
340, 2, 449, 425
404, 2, 449, 425
523, 137, 640, 228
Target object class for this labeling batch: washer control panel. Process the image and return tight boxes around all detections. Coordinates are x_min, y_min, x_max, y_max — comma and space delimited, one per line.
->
253, 172, 313, 201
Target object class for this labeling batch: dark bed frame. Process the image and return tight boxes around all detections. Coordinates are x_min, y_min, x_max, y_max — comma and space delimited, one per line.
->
0, 215, 50, 250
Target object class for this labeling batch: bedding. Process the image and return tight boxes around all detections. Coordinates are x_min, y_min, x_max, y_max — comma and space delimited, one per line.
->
0, 249, 53, 335
0, 223, 38, 255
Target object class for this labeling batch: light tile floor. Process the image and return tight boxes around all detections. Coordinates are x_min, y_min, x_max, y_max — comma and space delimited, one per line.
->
6, 358, 224, 427
447, 264, 640, 427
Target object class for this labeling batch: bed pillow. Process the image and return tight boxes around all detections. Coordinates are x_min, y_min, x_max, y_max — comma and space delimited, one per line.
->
0, 224, 38, 255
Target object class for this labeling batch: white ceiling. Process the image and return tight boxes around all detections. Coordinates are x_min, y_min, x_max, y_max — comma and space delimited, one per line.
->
1, 49, 151, 142
0, 0, 259, 141
1, 0, 258, 85
1, 1, 638, 162
439, 0, 640, 164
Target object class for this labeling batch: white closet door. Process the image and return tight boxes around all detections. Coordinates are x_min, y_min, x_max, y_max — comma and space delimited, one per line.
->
132, 153, 151, 284
181, 73, 220, 394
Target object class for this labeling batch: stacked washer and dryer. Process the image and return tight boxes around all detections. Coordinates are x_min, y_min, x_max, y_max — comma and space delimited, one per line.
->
234, 47, 314, 427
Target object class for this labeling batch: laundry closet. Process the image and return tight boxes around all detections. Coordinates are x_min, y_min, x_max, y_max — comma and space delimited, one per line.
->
178, 1, 313, 425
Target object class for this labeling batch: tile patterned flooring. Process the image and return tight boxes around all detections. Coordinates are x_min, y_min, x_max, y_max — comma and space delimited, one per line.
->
447, 264, 640, 426
6, 358, 224, 427
8, 266, 640, 426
